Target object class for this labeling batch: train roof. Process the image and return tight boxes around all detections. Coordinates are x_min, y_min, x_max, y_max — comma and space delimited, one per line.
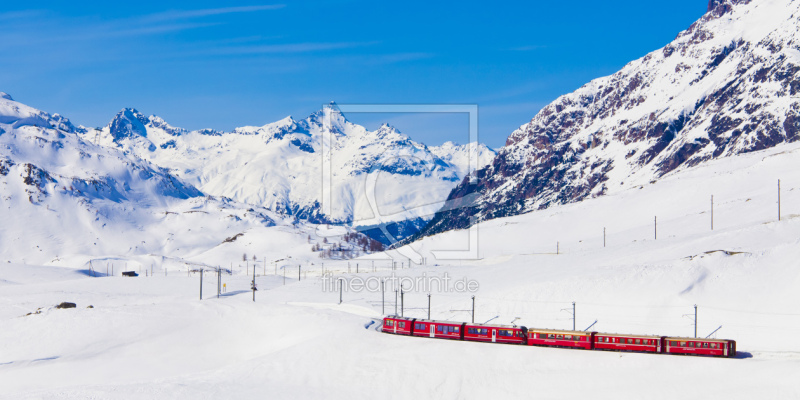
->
413, 318, 463, 325
527, 328, 593, 335
465, 322, 527, 329
664, 336, 733, 343
594, 332, 663, 339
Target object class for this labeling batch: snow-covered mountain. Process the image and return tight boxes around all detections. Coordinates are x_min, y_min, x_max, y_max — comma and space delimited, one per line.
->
82, 104, 494, 243
415, 0, 800, 239
0, 93, 380, 267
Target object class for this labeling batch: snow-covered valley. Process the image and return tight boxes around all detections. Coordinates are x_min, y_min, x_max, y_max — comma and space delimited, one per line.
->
2, 138, 799, 399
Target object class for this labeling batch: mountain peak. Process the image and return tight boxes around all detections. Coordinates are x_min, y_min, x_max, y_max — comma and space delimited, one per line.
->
376, 122, 400, 135
0, 92, 12, 101
414, 0, 800, 240
305, 102, 349, 134
148, 114, 188, 136
108, 108, 149, 141
707, 0, 750, 14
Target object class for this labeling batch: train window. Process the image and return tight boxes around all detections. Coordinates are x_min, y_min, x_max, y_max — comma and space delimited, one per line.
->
711, 343, 717, 349
386, 320, 394, 327
703, 343, 709, 348
455, 327, 460, 333
468, 328, 475, 334
436, 325, 442, 332
548, 334, 555, 339
635, 339, 640, 344
564, 335, 572, 340
670, 341, 677, 346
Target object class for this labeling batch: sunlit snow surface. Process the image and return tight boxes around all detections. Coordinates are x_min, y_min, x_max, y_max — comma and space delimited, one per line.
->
2, 139, 800, 399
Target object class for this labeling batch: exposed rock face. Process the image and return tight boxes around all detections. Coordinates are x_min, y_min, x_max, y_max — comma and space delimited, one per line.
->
413, 0, 800, 240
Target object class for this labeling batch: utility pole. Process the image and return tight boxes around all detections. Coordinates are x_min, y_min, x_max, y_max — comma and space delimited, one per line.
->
298, 265, 301, 281
252, 265, 256, 302
199, 269, 203, 300
711, 195, 714, 230
381, 279, 385, 315
694, 304, 698, 338
339, 279, 343, 304
400, 288, 404, 317
471, 296, 475, 323
573, 302, 576, 331
778, 179, 782, 221
654, 216, 658, 240
395, 290, 398, 315
603, 227, 606, 247
356, 263, 358, 274
427, 293, 431, 319
283, 266, 286, 285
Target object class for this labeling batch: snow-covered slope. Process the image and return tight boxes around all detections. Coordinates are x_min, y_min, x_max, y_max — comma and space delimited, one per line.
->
417, 0, 800, 238
2, 134, 800, 399
82, 104, 495, 242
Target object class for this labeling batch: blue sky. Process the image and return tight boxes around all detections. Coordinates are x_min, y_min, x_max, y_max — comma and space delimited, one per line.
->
0, 1, 708, 148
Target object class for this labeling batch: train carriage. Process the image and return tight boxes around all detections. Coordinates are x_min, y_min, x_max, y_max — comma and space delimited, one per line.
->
412, 319, 465, 340
382, 316, 415, 335
593, 333, 664, 353
664, 337, 736, 358
527, 328, 595, 350
381, 316, 737, 359
463, 323, 527, 345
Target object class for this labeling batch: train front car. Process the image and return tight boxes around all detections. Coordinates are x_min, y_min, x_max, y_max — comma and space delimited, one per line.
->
463, 323, 527, 345
411, 319, 465, 340
527, 328, 595, 350
382, 316, 415, 335
664, 337, 737, 358
593, 333, 664, 354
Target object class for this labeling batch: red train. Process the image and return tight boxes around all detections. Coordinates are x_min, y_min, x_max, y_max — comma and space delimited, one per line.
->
382, 316, 736, 358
